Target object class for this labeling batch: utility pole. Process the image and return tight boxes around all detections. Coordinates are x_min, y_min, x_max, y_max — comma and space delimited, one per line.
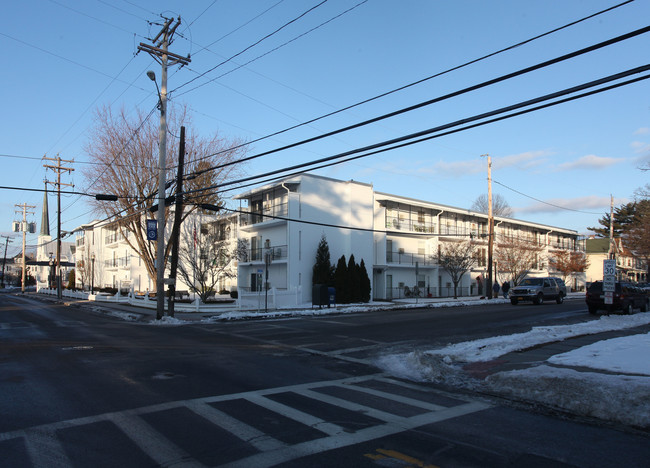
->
1, 235, 14, 288
608, 194, 615, 259
14, 203, 36, 293
43, 154, 74, 300
138, 16, 190, 320
482, 154, 494, 299
167, 126, 186, 317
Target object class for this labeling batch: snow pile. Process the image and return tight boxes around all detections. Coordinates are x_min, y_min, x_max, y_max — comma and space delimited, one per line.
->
487, 365, 650, 428
425, 313, 650, 363
377, 315, 650, 428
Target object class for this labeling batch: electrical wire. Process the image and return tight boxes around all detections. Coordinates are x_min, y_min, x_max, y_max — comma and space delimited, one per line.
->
0, 31, 150, 93
16, 68, 646, 251
181, 65, 650, 201
182, 24, 650, 180
493, 180, 605, 215
172, 0, 329, 93
168, 0, 636, 171
173, 0, 369, 97
185, 0, 286, 56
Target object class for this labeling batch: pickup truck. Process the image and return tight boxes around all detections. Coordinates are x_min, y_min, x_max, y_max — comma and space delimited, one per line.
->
510, 277, 564, 305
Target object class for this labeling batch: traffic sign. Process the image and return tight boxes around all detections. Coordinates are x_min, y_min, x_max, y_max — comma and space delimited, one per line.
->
146, 219, 157, 241
603, 259, 616, 292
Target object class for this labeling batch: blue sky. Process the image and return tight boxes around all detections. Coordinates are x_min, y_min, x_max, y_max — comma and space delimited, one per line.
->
2, 0, 649, 257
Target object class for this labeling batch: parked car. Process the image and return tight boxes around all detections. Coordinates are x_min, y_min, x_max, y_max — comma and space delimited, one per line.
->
585, 281, 649, 315
510, 277, 564, 305
549, 277, 568, 297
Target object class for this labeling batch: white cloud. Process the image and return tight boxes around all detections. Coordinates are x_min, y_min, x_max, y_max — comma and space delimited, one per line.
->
430, 151, 552, 177
492, 151, 551, 171
515, 195, 626, 214
634, 127, 650, 135
556, 154, 625, 171
431, 159, 483, 177
631, 141, 650, 154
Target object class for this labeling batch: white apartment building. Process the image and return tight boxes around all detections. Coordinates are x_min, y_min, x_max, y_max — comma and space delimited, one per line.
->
72, 209, 233, 295
234, 174, 583, 302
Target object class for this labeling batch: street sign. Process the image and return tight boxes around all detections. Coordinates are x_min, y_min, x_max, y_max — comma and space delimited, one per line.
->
603, 259, 616, 292
604, 291, 614, 305
146, 219, 157, 241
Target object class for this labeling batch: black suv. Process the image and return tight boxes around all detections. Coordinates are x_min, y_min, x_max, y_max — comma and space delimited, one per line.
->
510, 277, 564, 305
585, 281, 649, 315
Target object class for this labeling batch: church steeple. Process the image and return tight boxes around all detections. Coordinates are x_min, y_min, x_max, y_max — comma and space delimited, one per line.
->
40, 183, 50, 237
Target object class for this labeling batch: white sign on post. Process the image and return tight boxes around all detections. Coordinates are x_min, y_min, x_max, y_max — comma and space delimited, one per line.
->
603, 259, 616, 304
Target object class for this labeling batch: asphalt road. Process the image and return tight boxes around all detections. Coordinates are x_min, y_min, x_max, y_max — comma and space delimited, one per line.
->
1, 293, 648, 467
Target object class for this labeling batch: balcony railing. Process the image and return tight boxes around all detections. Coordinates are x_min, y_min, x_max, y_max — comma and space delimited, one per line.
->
104, 256, 131, 269
386, 250, 434, 266
105, 231, 129, 245
385, 217, 436, 233
240, 203, 288, 227
240, 245, 288, 263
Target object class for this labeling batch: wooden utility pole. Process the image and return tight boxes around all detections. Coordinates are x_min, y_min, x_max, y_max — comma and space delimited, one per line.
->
608, 194, 615, 259
482, 154, 494, 299
14, 203, 36, 293
138, 16, 190, 320
167, 126, 186, 317
43, 154, 74, 300
1, 235, 12, 288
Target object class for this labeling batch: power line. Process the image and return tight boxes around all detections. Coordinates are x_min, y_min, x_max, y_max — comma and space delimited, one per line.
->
168, 0, 636, 172
182, 65, 650, 201
0, 31, 149, 93
16, 68, 648, 250
493, 180, 605, 215
173, 0, 369, 97
172, 0, 329, 93
183, 0, 286, 56
183, 24, 650, 180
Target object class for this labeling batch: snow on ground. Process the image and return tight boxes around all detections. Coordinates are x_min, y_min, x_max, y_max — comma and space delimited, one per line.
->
136, 296, 650, 428
376, 314, 650, 429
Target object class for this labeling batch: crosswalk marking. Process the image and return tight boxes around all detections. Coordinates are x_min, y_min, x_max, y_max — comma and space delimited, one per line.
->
23, 428, 72, 468
185, 400, 287, 452
245, 394, 345, 437
106, 412, 204, 468
0, 374, 490, 467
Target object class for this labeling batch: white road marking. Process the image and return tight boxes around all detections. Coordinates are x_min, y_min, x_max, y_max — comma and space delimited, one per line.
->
0, 374, 491, 467
23, 428, 72, 468
106, 412, 204, 468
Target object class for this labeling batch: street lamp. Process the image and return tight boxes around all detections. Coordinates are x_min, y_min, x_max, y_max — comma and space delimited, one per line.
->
91, 253, 95, 294
147, 67, 169, 320
147, 70, 162, 109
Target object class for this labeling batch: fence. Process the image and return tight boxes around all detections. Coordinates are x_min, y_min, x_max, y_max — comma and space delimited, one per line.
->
237, 287, 302, 310
387, 285, 477, 299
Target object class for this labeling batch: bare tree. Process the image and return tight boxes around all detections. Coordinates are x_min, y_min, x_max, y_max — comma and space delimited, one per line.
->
434, 240, 476, 299
471, 194, 514, 218
76, 244, 91, 290
83, 105, 246, 291
548, 250, 589, 285
176, 220, 237, 303
494, 234, 545, 285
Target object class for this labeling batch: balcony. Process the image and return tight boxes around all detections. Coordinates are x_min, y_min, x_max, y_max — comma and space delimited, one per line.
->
386, 217, 436, 233
386, 250, 434, 266
104, 256, 131, 269
240, 203, 288, 227
104, 231, 129, 246
240, 245, 288, 263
